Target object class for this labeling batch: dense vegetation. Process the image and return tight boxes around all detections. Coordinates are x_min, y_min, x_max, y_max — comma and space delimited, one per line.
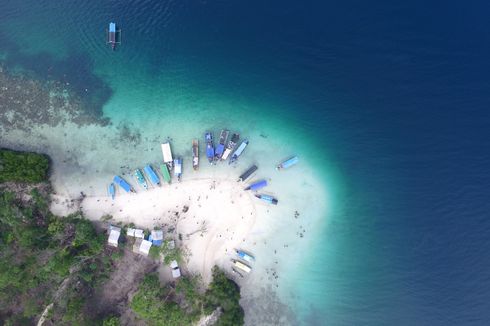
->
131, 267, 244, 326
0, 149, 49, 183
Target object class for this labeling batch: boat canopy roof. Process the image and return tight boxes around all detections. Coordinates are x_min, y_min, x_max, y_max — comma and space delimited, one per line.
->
248, 180, 267, 191
109, 23, 116, 32
234, 260, 251, 273
161, 143, 173, 163
281, 156, 299, 169
174, 159, 182, 174
234, 140, 248, 156
114, 175, 131, 192
144, 165, 160, 185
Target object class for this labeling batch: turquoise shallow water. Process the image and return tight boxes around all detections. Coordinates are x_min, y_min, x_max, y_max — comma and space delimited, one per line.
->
2, 1, 490, 325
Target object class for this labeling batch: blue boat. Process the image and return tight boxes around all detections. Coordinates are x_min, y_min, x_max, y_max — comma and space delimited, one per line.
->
205, 132, 214, 163
245, 180, 267, 191
255, 194, 278, 205
174, 158, 183, 181
277, 156, 299, 170
113, 175, 134, 193
108, 183, 116, 199
235, 249, 255, 263
134, 169, 148, 190
144, 164, 160, 186
215, 129, 229, 160
229, 139, 249, 165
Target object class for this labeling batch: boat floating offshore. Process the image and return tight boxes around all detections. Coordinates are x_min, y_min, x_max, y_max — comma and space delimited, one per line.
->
134, 169, 148, 190
222, 133, 239, 161
108, 183, 116, 199
113, 175, 135, 193
231, 259, 252, 273
144, 164, 160, 186
106, 22, 121, 50
235, 249, 255, 263
277, 156, 299, 170
255, 194, 278, 205
238, 165, 258, 182
205, 132, 214, 163
161, 142, 174, 170
160, 164, 171, 184
229, 139, 249, 165
174, 158, 182, 181
245, 180, 267, 191
215, 129, 229, 160
192, 139, 199, 170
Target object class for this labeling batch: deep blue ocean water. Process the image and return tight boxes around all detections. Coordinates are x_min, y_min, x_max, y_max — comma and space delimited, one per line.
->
2, 1, 490, 324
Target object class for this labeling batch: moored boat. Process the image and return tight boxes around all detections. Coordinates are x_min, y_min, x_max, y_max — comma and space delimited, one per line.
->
276, 156, 299, 170
229, 139, 249, 165
160, 164, 171, 184
205, 132, 214, 163
255, 194, 278, 205
113, 175, 135, 193
134, 169, 148, 190
161, 142, 173, 169
231, 259, 252, 273
231, 267, 244, 278
221, 133, 239, 161
235, 249, 255, 263
245, 180, 267, 191
174, 158, 182, 181
108, 183, 116, 199
144, 164, 160, 186
192, 140, 199, 170
238, 165, 258, 182
215, 129, 229, 160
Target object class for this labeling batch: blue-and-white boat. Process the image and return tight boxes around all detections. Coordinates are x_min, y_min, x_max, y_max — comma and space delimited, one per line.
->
134, 169, 148, 190
276, 156, 299, 170
215, 129, 229, 160
144, 164, 160, 186
245, 180, 267, 191
113, 175, 134, 193
255, 194, 278, 205
235, 249, 255, 263
108, 183, 116, 199
229, 139, 249, 165
174, 158, 182, 181
205, 132, 214, 163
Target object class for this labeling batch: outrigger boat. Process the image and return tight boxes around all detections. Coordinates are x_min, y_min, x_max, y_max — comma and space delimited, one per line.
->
106, 22, 121, 51
221, 133, 239, 161
245, 180, 267, 191
134, 169, 148, 190
205, 132, 214, 163
229, 139, 249, 165
161, 142, 174, 169
277, 156, 299, 170
235, 249, 255, 263
215, 129, 229, 160
144, 164, 160, 186
255, 194, 278, 205
113, 175, 135, 193
238, 165, 258, 182
192, 140, 199, 170
160, 164, 171, 184
108, 183, 116, 200
174, 158, 182, 181
231, 259, 252, 273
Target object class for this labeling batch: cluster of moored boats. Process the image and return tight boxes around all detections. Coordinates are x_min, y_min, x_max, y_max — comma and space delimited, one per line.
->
231, 249, 255, 277
107, 130, 299, 208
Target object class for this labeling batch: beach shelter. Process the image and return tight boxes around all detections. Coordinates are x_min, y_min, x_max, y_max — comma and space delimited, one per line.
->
127, 228, 144, 238
108, 226, 121, 247
139, 239, 152, 256
149, 230, 164, 246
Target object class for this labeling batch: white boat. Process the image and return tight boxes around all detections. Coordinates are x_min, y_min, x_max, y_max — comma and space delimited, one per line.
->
222, 133, 239, 161
232, 259, 252, 273
161, 142, 173, 169
174, 158, 182, 181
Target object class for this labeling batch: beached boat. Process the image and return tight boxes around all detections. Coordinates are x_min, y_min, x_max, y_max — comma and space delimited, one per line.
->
229, 139, 249, 165
221, 133, 239, 161
161, 142, 173, 169
108, 183, 116, 199
231, 259, 252, 273
160, 164, 171, 184
205, 132, 214, 163
174, 158, 182, 181
231, 267, 244, 278
134, 169, 148, 190
215, 129, 229, 160
238, 165, 258, 182
192, 140, 199, 170
235, 249, 255, 263
144, 164, 160, 186
276, 156, 299, 170
113, 175, 134, 193
255, 194, 278, 205
245, 180, 267, 191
